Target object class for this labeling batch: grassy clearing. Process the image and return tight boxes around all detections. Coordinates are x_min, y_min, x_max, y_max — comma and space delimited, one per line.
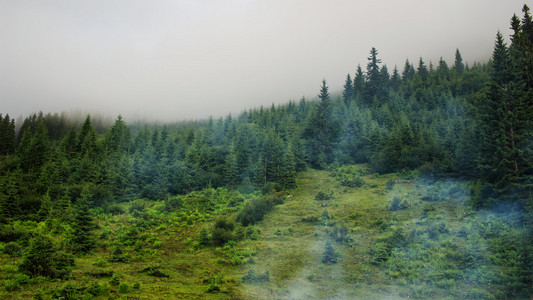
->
241, 166, 530, 299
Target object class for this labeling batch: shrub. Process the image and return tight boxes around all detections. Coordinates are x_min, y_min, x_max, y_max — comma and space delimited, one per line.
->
109, 273, 121, 286
52, 282, 79, 299
386, 179, 396, 190
3, 279, 19, 292
315, 191, 334, 201
242, 269, 270, 283
321, 242, 339, 264
370, 242, 391, 265
4, 242, 21, 257
205, 276, 222, 293
139, 265, 169, 278
132, 282, 141, 290
197, 227, 211, 246
105, 204, 125, 215
19, 235, 75, 279
14, 273, 30, 285
388, 196, 407, 211
86, 281, 104, 296
236, 196, 281, 226
119, 282, 129, 293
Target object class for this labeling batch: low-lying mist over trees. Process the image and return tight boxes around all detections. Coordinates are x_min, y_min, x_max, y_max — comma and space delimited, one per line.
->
0, 3, 532, 299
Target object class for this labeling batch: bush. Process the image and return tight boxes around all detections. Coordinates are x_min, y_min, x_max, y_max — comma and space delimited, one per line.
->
119, 282, 129, 293
321, 242, 339, 264
132, 282, 141, 290
109, 273, 121, 286
242, 269, 270, 283
386, 179, 396, 190
105, 204, 125, 215
3, 242, 21, 257
388, 197, 407, 211
370, 242, 391, 265
86, 281, 104, 296
236, 196, 281, 226
315, 191, 334, 201
139, 265, 169, 278
52, 282, 79, 299
19, 235, 75, 279
3, 279, 19, 291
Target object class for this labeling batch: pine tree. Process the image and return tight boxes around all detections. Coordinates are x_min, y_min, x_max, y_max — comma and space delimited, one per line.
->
303, 80, 338, 168
342, 73, 354, 106
417, 57, 429, 81
71, 187, 96, 253
0, 114, 16, 155
478, 32, 526, 188
390, 66, 401, 92
353, 65, 365, 99
224, 142, 239, 188
402, 59, 415, 81
365, 47, 383, 104
454, 49, 464, 75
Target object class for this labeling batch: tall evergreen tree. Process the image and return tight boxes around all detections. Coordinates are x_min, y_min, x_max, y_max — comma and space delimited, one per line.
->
342, 73, 354, 106
365, 47, 383, 104
478, 32, 526, 188
454, 49, 465, 75
70, 187, 96, 253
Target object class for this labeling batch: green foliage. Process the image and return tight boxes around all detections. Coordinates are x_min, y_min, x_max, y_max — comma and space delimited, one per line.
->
242, 269, 270, 283
118, 282, 129, 293
314, 191, 334, 201
19, 235, 75, 279
321, 241, 339, 264
139, 265, 170, 278
236, 196, 282, 226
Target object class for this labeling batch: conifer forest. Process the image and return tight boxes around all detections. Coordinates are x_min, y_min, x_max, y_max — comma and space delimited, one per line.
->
1, 4, 533, 300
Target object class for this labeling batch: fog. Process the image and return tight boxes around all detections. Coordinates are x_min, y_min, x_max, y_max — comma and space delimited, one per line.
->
0, 0, 528, 122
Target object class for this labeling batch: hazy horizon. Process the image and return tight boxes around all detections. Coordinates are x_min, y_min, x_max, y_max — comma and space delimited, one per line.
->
0, 0, 529, 122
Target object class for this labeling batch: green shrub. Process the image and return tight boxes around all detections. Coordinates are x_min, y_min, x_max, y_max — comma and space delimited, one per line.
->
388, 196, 407, 211
109, 273, 121, 286
321, 242, 339, 264
52, 282, 79, 299
118, 282, 129, 293
205, 275, 222, 293
105, 204, 125, 215
139, 265, 169, 278
14, 273, 30, 285
19, 235, 75, 279
236, 196, 281, 226
3, 279, 19, 291
242, 269, 270, 283
385, 179, 396, 190
370, 242, 391, 265
86, 281, 104, 296
3, 242, 21, 256
315, 191, 334, 201
132, 282, 140, 290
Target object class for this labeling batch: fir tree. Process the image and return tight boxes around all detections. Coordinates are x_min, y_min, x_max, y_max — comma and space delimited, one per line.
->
342, 73, 354, 106
454, 49, 464, 75
70, 187, 96, 253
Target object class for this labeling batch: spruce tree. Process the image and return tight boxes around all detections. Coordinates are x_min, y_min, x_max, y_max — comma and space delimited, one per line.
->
71, 187, 96, 254
454, 49, 464, 75
342, 73, 354, 106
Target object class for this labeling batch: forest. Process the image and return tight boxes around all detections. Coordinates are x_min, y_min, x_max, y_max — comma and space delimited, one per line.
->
0, 5, 532, 299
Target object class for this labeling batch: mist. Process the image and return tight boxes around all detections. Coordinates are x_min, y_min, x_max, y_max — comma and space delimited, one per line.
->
0, 0, 527, 122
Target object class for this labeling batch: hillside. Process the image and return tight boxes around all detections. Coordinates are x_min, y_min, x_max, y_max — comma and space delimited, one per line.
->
1, 5, 533, 299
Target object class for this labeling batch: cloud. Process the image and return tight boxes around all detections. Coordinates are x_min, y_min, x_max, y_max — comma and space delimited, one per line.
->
0, 0, 527, 121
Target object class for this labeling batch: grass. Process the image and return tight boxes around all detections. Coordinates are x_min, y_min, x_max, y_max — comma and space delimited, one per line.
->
1, 165, 530, 299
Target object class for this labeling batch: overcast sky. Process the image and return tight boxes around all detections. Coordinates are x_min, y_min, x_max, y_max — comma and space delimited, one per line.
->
0, 0, 529, 122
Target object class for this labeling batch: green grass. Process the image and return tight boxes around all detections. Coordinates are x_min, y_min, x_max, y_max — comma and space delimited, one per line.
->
1, 165, 530, 299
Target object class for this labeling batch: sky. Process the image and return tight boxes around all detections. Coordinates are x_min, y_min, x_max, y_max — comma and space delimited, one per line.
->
0, 0, 530, 122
